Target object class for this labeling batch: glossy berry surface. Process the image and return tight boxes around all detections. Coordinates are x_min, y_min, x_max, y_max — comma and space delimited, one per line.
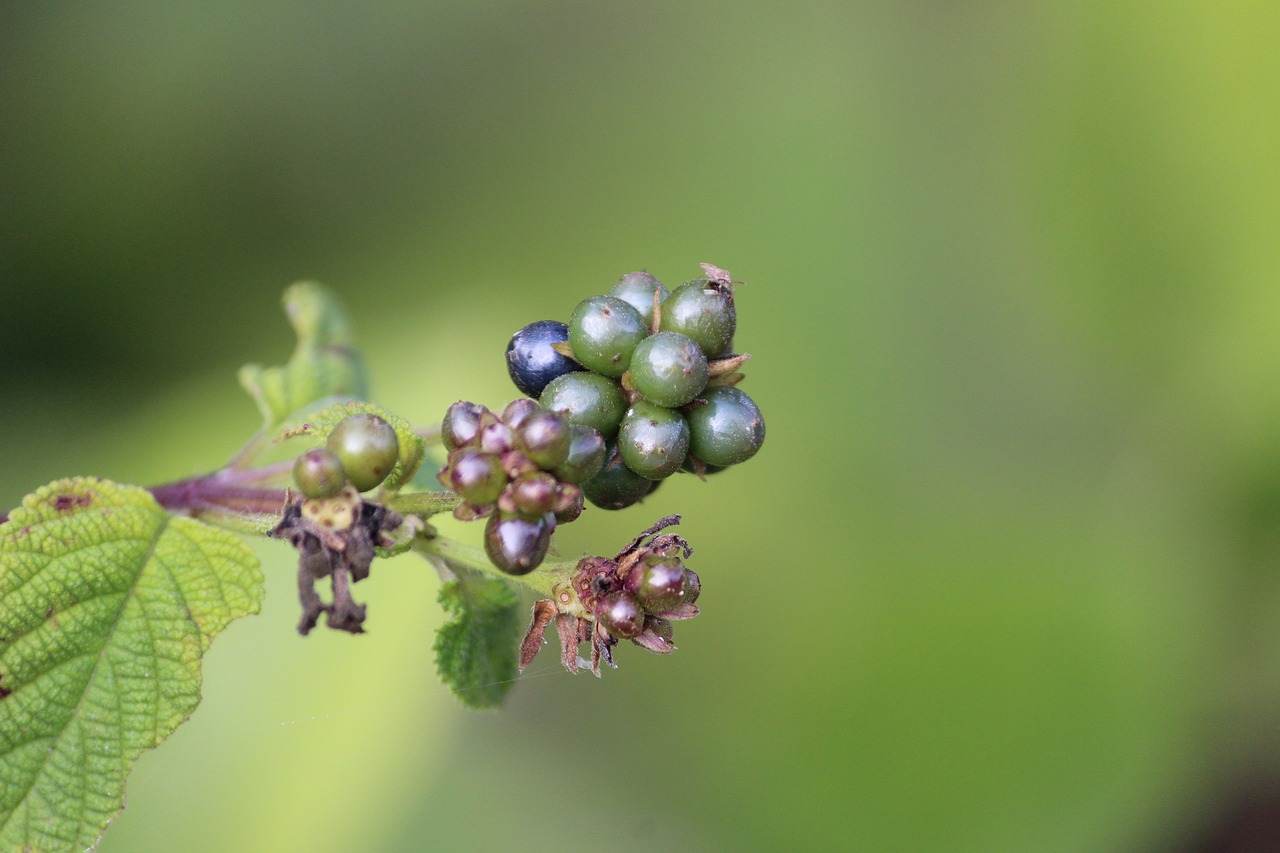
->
597, 591, 645, 639
442, 401, 487, 451
292, 448, 347, 499
506, 320, 583, 398
633, 558, 688, 613
484, 512, 552, 575
618, 400, 689, 480
501, 398, 541, 430
610, 271, 668, 329
685, 385, 765, 467
516, 410, 571, 469
551, 424, 606, 484
447, 449, 508, 506
629, 331, 708, 408
658, 280, 737, 358
539, 372, 627, 439
581, 442, 657, 510
508, 472, 559, 517
568, 295, 648, 377
326, 413, 400, 492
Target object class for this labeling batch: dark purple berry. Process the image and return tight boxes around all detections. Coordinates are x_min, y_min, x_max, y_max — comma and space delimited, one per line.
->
484, 512, 553, 575
509, 472, 559, 517
633, 558, 687, 614
551, 424, 606, 485
506, 320, 584, 398
501, 398, 541, 430
597, 591, 645, 639
516, 410, 571, 469
442, 401, 488, 450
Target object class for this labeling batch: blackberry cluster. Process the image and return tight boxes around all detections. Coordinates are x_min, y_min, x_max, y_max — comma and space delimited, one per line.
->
436, 398, 600, 575
505, 264, 766, 511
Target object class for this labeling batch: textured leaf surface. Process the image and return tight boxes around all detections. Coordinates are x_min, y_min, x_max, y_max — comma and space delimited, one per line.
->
434, 570, 521, 709
238, 281, 369, 429
0, 478, 264, 852
282, 401, 426, 492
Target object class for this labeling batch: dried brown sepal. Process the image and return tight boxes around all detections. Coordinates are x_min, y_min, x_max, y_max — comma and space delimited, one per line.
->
519, 599, 558, 671
698, 262, 740, 295
549, 341, 578, 361
707, 352, 751, 378
453, 502, 493, 522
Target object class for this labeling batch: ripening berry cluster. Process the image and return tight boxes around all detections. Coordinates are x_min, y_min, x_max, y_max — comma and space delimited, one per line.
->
505, 267, 766, 512
593, 552, 701, 653
437, 398, 601, 575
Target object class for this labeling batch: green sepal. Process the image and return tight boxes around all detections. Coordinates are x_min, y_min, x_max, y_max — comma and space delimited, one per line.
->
238, 282, 370, 431
0, 478, 264, 853
279, 401, 426, 492
434, 569, 521, 709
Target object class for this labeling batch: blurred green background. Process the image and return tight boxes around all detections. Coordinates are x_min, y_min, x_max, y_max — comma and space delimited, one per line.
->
3, 3, 1279, 851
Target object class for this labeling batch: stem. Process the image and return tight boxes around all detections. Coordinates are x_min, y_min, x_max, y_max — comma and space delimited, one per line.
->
412, 535, 579, 598
150, 471, 288, 521
385, 491, 462, 518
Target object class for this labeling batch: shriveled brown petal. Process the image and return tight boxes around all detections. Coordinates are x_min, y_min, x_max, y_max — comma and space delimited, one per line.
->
519, 599, 558, 671
556, 613, 583, 674
631, 627, 676, 655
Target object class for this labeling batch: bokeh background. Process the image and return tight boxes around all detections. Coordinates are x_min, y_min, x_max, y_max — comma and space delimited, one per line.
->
3, 3, 1279, 851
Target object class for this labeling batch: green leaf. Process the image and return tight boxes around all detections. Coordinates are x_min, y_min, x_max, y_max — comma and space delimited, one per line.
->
238, 281, 369, 430
434, 569, 521, 709
0, 478, 264, 852
281, 401, 427, 492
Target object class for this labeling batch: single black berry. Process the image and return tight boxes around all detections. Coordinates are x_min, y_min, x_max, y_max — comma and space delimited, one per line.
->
568, 295, 648, 378
539, 372, 627, 439
618, 400, 689, 480
610, 271, 668, 329
484, 512, 553, 575
506, 320, 584, 398
292, 448, 347, 499
581, 442, 657, 510
551, 424, 607, 484
326, 413, 400, 492
629, 331, 709, 408
659, 279, 736, 358
685, 386, 765, 467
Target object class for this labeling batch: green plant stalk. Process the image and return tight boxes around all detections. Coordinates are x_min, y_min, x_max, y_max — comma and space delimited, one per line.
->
412, 534, 578, 598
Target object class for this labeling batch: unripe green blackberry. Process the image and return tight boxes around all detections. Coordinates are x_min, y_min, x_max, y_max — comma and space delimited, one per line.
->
659, 279, 736, 358
292, 448, 347, 499
610, 271, 668, 329
618, 400, 689, 480
628, 331, 708, 408
540, 372, 627, 440
685, 386, 765, 467
568, 295, 648, 377
327, 413, 400, 492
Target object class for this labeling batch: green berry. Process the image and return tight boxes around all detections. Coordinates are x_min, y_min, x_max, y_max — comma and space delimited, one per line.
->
539, 372, 627, 439
292, 448, 347, 499
568, 295, 648, 377
685, 386, 765, 467
551, 424, 606, 484
581, 442, 657, 510
618, 400, 689, 480
659, 279, 736, 357
516, 410, 571, 469
610, 271, 668, 329
326, 413, 400, 492
484, 512, 553, 575
629, 331, 708, 408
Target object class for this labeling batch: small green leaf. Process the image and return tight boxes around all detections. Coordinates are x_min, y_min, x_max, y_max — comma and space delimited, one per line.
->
0, 478, 264, 852
434, 569, 521, 709
282, 401, 426, 492
239, 282, 370, 429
